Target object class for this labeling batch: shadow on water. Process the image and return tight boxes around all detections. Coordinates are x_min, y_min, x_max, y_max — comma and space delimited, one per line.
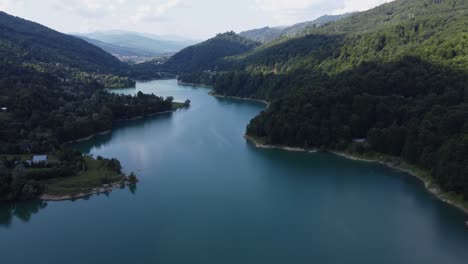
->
246, 142, 468, 228
0, 108, 178, 226
1, 109, 162, 225
0, 183, 140, 227
0, 200, 48, 227
129, 184, 138, 195
75, 112, 175, 153
213, 96, 267, 108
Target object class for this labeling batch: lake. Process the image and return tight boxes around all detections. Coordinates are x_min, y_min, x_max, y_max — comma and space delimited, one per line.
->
1, 79, 468, 264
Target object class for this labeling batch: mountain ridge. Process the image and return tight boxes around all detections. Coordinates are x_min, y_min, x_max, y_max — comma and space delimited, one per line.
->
0, 11, 126, 74
239, 12, 356, 43
75, 31, 197, 62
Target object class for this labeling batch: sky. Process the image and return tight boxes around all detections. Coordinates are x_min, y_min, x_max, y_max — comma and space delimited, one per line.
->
0, 0, 391, 39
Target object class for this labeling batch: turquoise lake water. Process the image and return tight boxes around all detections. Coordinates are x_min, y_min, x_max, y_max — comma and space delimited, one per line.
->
1, 79, 468, 264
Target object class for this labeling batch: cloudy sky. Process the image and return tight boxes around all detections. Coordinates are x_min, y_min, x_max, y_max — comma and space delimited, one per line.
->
0, 0, 391, 39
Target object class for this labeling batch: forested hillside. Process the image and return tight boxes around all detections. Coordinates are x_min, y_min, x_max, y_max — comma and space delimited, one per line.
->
78, 31, 193, 55
127, 32, 260, 80
163, 32, 260, 73
185, 0, 468, 199
0, 12, 181, 200
0, 12, 128, 74
239, 13, 355, 43
239, 27, 284, 43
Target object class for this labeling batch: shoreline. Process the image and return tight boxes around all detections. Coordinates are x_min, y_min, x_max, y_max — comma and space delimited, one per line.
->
177, 81, 213, 88
56, 109, 181, 200
244, 135, 316, 152
244, 134, 468, 217
64, 109, 179, 145
176, 80, 270, 106
330, 151, 468, 216
64, 130, 113, 145
115, 109, 177, 123
210, 91, 270, 106
40, 177, 139, 202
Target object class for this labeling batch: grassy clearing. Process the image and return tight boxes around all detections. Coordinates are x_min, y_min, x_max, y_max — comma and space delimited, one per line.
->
172, 102, 186, 110
43, 157, 124, 196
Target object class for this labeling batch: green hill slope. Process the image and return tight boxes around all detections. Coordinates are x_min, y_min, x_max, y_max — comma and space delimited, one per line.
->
0, 12, 128, 74
0, 13, 180, 200
163, 32, 260, 73
239, 13, 356, 43
200, 0, 468, 199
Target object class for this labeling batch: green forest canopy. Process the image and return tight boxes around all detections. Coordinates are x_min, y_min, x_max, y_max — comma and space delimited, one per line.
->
177, 0, 468, 199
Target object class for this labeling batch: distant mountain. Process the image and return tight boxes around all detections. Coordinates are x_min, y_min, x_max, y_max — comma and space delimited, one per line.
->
76, 36, 156, 58
162, 31, 261, 73
0, 11, 126, 74
75, 31, 197, 61
238, 27, 284, 44
126, 32, 260, 80
281, 13, 358, 36
239, 13, 356, 43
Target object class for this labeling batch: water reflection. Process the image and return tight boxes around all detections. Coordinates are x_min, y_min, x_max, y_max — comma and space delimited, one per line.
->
129, 184, 138, 195
75, 113, 174, 154
0, 200, 48, 227
0, 183, 141, 227
0, 110, 176, 226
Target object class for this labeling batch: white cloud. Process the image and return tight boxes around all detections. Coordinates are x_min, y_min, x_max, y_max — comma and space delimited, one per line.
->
254, 0, 391, 25
52, 0, 180, 23
335, 0, 391, 14
53, 0, 128, 18
0, 0, 11, 10
0, 0, 23, 11
0, 0, 395, 39
130, 0, 180, 23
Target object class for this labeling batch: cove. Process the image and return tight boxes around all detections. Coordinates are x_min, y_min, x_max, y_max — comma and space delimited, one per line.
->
1, 79, 468, 264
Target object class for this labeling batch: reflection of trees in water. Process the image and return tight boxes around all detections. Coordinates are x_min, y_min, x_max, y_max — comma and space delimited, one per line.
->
0, 200, 48, 227
73, 113, 174, 153
0, 183, 139, 227
0, 183, 141, 227
129, 184, 137, 195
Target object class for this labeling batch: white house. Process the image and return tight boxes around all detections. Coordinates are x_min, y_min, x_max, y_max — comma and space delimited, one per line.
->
28, 155, 48, 165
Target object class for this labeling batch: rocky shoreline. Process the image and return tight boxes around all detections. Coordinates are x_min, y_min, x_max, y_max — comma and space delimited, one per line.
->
245, 134, 468, 219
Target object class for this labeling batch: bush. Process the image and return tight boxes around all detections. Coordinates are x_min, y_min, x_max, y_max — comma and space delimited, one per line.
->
128, 173, 138, 184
